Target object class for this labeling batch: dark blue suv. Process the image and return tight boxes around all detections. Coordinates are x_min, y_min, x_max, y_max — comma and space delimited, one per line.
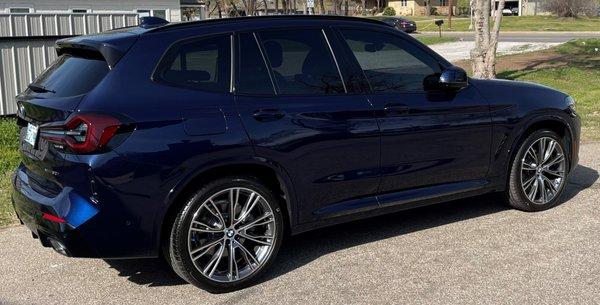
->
12, 16, 580, 292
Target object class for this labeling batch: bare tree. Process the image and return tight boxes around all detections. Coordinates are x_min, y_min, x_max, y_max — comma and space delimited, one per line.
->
545, 0, 597, 17
470, 0, 506, 79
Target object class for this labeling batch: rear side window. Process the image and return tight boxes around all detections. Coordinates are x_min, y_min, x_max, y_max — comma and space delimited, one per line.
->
155, 35, 231, 92
257, 29, 345, 95
236, 33, 275, 95
29, 53, 109, 97
340, 29, 441, 93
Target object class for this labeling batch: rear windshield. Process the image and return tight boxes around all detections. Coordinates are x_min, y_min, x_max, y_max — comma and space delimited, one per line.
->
29, 53, 109, 97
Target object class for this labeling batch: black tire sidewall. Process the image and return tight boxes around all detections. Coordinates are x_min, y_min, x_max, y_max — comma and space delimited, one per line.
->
170, 177, 284, 293
508, 129, 570, 211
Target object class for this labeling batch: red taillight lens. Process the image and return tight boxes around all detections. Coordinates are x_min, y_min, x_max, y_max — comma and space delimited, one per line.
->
41, 113, 122, 154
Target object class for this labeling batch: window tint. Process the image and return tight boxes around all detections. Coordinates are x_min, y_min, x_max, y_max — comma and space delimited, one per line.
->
237, 33, 275, 95
156, 35, 230, 92
257, 29, 344, 95
29, 53, 109, 98
340, 29, 441, 93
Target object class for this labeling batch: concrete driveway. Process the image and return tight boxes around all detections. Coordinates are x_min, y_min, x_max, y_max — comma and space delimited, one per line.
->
1, 143, 599, 305
417, 32, 600, 61
429, 41, 561, 61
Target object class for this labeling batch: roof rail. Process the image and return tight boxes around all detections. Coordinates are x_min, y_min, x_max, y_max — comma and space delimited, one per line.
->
148, 15, 390, 33
139, 16, 169, 28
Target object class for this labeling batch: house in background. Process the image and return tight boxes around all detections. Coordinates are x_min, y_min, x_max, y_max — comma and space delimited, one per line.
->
0, 0, 181, 21
387, 0, 456, 16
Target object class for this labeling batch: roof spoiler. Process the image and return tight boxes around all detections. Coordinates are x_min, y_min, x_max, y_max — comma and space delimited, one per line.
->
55, 32, 139, 69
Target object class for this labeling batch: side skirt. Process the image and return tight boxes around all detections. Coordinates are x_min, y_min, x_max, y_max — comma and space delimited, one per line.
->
292, 179, 492, 235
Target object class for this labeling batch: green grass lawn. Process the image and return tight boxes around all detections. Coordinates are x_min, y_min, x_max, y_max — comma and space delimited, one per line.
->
415, 35, 459, 45
413, 16, 600, 32
0, 118, 19, 227
497, 39, 600, 141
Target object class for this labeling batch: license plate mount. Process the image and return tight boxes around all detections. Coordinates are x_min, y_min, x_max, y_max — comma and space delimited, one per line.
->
24, 123, 39, 147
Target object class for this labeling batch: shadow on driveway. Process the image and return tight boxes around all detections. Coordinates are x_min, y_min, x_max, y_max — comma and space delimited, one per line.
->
104, 164, 598, 288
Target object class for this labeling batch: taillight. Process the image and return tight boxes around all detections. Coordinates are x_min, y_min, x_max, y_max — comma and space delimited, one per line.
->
41, 113, 122, 154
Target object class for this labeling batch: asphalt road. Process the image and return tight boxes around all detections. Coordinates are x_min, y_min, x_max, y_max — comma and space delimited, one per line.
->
1, 143, 599, 305
415, 31, 600, 43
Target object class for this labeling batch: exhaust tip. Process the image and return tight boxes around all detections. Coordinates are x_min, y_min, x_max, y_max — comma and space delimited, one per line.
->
49, 239, 68, 256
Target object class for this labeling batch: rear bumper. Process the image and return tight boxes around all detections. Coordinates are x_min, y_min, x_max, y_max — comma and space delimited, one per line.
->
12, 165, 99, 257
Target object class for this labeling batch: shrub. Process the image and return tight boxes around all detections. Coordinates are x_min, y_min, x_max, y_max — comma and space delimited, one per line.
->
544, 0, 597, 17
382, 6, 396, 16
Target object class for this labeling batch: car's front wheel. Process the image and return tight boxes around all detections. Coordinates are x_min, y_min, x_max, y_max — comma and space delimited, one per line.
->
506, 129, 569, 211
168, 176, 284, 293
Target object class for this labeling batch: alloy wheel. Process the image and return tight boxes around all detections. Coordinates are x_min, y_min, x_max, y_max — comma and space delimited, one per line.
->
520, 137, 566, 205
186, 187, 276, 283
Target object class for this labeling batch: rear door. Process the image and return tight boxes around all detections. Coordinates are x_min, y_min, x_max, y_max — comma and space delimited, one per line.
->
234, 29, 381, 223
335, 28, 492, 194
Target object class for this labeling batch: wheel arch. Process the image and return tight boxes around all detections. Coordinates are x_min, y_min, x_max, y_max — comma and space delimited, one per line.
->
507, 114, 574, 179
155, 159, 296, 257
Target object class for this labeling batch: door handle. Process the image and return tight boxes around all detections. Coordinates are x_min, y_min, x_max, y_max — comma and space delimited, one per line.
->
252, 109, 285, 122
384, 103, 410, 116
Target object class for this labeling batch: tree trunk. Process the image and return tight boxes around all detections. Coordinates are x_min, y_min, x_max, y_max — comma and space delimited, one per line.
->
344, 0, 348, 16
216, 0, 223, 18
470, 0, 505, 79
361, 0, 366, 15
448, 0, 453, 29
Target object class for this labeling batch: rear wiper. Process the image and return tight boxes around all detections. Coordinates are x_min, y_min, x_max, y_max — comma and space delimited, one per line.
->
28, 84, 56, 93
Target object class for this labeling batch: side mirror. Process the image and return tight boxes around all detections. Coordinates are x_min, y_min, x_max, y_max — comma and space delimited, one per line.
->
439, 66, 468, 91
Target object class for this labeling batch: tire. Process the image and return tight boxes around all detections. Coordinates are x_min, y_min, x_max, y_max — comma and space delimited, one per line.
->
506, 129, 569, 212
168, 176, 284, 293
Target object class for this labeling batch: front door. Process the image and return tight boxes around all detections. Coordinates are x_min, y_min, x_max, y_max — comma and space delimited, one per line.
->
336, 28, 492, 194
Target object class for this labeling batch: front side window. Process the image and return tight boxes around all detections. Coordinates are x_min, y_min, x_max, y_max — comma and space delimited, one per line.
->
257, 29, 344, 95
340, 29, 441, 93
155, 35, 231, 92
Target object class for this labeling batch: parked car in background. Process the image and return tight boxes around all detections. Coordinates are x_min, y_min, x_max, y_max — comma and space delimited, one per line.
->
511, 7, 519, 15
502, 8, 514, 16
370, 16, 417, 33
12, 15, 580, 293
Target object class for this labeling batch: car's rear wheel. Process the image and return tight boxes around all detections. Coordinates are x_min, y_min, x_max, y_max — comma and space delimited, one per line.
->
506, 129, 569, 211
168, 176, 284, 293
